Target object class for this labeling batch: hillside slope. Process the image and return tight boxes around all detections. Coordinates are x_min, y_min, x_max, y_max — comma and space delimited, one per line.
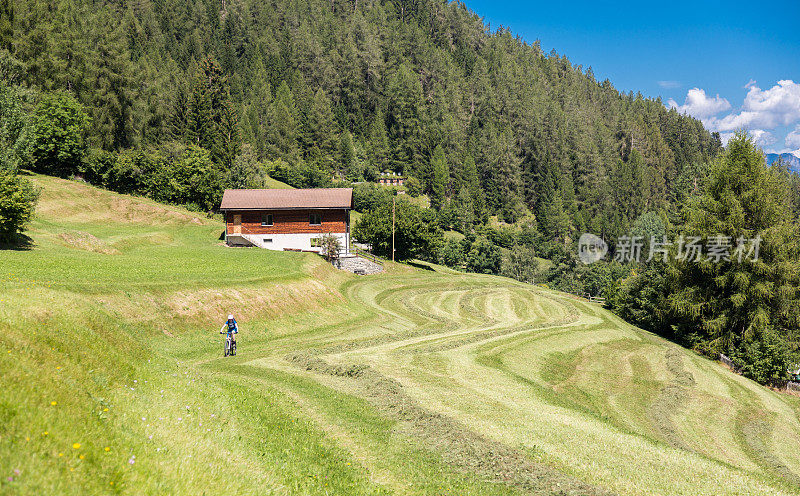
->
2, 176, 800, 495
10, 0, 721, 234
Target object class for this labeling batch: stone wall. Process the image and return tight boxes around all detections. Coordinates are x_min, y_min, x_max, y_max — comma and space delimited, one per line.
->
335, 255, 383, 275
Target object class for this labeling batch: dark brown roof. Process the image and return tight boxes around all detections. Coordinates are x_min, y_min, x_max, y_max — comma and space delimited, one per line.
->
220, 188, 353, 210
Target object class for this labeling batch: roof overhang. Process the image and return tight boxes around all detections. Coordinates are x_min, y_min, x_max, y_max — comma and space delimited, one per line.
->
219, 188, 354, 210
220, 206, 351, 211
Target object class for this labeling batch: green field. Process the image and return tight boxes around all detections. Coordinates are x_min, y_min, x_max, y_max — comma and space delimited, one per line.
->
2, 175, 800, 495
262, 175, 294, 189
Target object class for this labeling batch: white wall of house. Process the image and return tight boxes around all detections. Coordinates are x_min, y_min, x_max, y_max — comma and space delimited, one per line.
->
231, 232, 350, 253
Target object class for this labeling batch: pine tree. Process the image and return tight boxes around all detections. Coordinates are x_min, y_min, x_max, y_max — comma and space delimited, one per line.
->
169, 85, 190, 142
0, 0, 13, 52
217, 100, 241, 170
669, 133, 800, 363
186, 71, 214, 149
454, 186, 475, 231
307, 88, 338, 172
85, 10, 136, 150
480, 126, 522, 213
184, 56, 239, 167
609, 149, 647, 228
368, 108, 390, 171
543, 190, 572, 243
459, 154, 484, 221
339, 130, 357, 180
247, 68, 272, 160
386, 63, 424, 175
534, 159, 559, 235
430, 144, 448, 210
265, 80, 300, 162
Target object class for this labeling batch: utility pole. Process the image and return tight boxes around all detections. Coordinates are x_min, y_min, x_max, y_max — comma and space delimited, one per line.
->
392, 196, 396, 262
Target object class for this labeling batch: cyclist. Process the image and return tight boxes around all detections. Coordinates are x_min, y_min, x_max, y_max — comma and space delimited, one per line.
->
220, 314, 238, 354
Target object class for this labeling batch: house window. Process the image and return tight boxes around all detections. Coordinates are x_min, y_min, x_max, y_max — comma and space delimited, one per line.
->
310, 238, 322, 247
261, 214, 273, 226
310, 213, 322, 226
263, 238, 272, 243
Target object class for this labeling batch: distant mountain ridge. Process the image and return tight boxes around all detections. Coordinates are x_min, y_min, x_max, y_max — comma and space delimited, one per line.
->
766, 152, 800, 173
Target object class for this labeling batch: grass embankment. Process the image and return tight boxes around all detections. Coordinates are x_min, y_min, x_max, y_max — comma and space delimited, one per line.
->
2, 175, 800, 495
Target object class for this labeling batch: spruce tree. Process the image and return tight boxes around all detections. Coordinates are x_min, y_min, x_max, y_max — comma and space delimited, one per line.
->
308, 88, 338, 170
184, 56, 239, 168
0, 0, 12, 51
386, 63, 423, 176
368, 108, 390, 171
669, 133, 800, 367
430, 144, 448, 210
217, 100, 241, 170
265, 80, 300, 162
247, 70, 271, 160
543, 190, 572, 243
339, 130, 357, 180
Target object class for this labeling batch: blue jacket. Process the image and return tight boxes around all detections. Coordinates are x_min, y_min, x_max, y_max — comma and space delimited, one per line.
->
222, 319, 238, 334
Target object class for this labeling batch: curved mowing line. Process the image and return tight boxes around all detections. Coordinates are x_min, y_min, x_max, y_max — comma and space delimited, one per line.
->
232, 271, 800, 495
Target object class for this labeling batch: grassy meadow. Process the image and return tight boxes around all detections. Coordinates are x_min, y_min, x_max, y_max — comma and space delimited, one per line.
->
1, 175, 799, 495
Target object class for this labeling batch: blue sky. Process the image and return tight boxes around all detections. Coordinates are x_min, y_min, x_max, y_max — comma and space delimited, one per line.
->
462, 0, 800, 155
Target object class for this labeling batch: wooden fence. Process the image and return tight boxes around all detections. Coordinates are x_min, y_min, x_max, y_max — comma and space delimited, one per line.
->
564, 292, 606, 305
719, 353, 742, 373
719, 355, 800, 394
354, 247, 383, 266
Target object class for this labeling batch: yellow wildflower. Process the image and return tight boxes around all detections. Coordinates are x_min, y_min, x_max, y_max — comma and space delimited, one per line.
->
72, 443, 81, 449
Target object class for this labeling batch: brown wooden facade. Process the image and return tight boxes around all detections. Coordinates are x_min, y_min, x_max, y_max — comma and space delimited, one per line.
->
225, 209, 349, 236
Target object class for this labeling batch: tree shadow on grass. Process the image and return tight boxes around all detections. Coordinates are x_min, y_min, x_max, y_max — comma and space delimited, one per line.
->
406, 260, 435, 271
0, 233, 35, 251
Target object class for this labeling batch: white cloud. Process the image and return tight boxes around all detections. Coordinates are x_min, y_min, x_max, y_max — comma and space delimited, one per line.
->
706, 80, 800, 132
748, 129, 776, 147
718, 130, 775, 148
770, 146, 800, 158
668, 88, 731, 119
718, 132, 735, 146
669, 80, 800, 152
658, 80, 681, 89
786, 125, 800, 149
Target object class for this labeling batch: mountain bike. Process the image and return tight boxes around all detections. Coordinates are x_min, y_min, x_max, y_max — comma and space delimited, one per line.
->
220, 331, 237, 357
